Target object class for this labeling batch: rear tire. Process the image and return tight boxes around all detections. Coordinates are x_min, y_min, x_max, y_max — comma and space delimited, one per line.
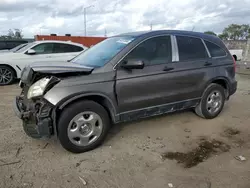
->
58, 100, 111, 153
0, 65, 15, 85
195, 83, 225, 119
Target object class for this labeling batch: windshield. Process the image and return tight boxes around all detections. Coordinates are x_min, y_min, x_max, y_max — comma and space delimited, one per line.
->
15, 42, 36, 53
10, 43, 28, 52
72, 36, 135, 67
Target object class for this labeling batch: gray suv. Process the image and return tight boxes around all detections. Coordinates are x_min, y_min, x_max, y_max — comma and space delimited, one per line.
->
14, 30, 237, 153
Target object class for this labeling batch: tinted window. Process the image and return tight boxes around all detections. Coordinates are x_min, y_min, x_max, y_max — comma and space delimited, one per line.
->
205, 40, 226, 57
125, 36, 172, 66
177, 36, 208, 61
53, 43, 83, 53
31, 43, 53, 54
72, 45, 84, 52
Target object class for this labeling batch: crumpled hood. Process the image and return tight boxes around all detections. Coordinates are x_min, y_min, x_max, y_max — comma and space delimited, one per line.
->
30, 61, 94, 74
20, 61, 94, 85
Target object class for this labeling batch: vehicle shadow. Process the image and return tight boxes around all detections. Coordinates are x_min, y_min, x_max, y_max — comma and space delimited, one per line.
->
105, 109, 193, 143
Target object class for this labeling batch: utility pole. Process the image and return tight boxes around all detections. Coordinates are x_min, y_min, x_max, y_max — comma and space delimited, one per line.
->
104, 29, 107, 37
83, 5, 94, 36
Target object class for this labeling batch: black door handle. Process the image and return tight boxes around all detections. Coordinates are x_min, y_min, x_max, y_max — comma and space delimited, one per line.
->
204, 62, 212, 66
163, 67, 174, 71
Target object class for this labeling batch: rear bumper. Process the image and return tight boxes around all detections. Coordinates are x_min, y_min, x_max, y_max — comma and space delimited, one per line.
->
229, 80, 237, 96
13, 96, 54, 139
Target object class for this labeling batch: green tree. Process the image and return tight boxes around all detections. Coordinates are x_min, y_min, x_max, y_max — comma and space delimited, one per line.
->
13, 29, 23, 39
220, 24, 250, 40
0, 29, 23, 39
7, 29, 15, 39
218, 33, 229, 40
204, 31, 217, 36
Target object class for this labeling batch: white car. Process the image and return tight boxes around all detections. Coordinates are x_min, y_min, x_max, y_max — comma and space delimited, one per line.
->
0, 40, 88, 85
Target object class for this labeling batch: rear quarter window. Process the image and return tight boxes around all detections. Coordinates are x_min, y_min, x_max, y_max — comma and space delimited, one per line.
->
204, 40, 227, 57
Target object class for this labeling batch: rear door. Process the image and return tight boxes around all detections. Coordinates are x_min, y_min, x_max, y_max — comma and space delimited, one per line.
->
170, 35, 213, 100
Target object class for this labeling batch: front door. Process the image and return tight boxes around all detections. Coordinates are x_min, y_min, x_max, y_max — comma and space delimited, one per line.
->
116, 35, 177, 115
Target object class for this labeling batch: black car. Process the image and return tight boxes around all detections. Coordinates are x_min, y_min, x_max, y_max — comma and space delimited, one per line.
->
14, 30, 237, 153
0, 39, 28, 51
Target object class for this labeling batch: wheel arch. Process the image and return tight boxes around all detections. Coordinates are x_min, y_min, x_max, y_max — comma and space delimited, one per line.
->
0, 64, 17, 78
55, 93, 118, 125
205, 77, 230, 98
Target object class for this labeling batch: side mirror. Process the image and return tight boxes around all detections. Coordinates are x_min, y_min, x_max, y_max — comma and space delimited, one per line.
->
121, 60, 144, 69
27, 49, 36, 55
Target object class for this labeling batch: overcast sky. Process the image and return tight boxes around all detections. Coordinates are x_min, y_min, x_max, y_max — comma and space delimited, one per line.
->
0, 0, 250, 38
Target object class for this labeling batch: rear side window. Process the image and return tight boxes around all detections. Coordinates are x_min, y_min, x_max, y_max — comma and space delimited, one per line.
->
53, 43, 83, 53
204, 40, 226, 57
176, 36, 208, 61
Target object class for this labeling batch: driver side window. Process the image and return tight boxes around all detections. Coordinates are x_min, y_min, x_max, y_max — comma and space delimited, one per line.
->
31, 43, 53, 54
124, 36, 172, 66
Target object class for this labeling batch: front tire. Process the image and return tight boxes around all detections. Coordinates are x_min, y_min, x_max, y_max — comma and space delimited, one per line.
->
0, 65, 15, 85
58, 100, 111, 153
195, 83, 225, 119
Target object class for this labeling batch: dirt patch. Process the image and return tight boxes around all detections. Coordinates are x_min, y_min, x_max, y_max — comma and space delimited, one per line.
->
222, 128, 241, 138
162, 139, 230, 168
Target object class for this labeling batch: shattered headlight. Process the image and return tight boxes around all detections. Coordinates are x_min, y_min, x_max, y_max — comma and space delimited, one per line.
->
27, 77, 51, 99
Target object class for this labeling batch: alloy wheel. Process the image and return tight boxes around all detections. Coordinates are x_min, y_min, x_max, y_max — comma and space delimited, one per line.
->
67, 111, 103, 146
0, 68, 13, 85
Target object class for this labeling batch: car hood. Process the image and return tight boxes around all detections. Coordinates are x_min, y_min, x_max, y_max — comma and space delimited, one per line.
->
29, 61, 94, 74
21, 61, 94, 85
0, 52, 14, 56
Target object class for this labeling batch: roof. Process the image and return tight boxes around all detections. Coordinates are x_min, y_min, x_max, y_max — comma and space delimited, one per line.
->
34, 40, 86, 47
116, 30, 219, 41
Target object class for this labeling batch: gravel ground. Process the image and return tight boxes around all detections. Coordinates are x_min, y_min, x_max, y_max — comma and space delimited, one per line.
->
0, 74, 250, 188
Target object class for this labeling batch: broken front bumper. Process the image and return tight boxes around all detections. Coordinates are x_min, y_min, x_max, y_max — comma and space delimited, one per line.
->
13, 96, 54, 139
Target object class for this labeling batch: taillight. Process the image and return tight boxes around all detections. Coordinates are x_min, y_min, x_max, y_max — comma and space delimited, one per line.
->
232, 55, 236, 72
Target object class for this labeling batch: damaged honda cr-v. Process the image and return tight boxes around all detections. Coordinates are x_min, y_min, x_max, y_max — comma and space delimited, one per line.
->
14, 30, 237, 153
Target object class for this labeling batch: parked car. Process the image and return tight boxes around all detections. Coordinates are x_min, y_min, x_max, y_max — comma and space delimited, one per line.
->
14, 30, 237, 153
0, 43, 28, 53
0, 40, 88, 85
0, 39, 28, 51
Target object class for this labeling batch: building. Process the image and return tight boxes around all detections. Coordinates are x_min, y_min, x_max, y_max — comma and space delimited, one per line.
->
35, 34, 107, 47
